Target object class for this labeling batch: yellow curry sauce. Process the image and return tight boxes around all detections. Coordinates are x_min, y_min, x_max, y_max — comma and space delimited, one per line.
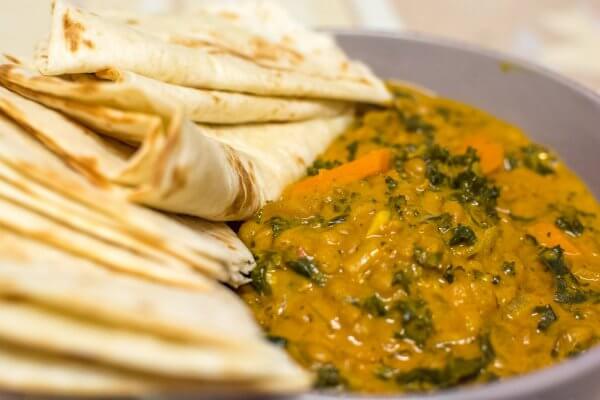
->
238, 84, 600, 393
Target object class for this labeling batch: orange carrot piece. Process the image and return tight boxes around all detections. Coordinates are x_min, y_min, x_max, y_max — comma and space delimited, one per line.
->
527, 222, 580, 256
287, 149, 392, 197
463, 135, 504, 175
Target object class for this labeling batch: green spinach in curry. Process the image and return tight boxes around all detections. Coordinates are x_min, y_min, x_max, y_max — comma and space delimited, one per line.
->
238, 84, 600, 393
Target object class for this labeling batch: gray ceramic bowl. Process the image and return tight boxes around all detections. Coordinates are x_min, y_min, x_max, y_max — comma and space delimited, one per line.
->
301, 30, 600, 400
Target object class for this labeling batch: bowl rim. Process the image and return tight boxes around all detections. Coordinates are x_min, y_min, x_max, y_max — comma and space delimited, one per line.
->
299, 29, 600, 400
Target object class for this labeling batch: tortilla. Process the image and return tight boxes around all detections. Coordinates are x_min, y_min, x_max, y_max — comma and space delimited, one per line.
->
37, 0, 391, 103
0, 100, 254, 285
99, 69, 350, 124
0, 343, 310, 396
102, 2, 356, 77
0, 64, 354, 220
0, 229, 259, 344
0, 345, 153, 396
0, 298, 309, 384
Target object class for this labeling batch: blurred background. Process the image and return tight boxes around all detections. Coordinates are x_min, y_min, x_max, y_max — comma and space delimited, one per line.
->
1, 0, 599, 90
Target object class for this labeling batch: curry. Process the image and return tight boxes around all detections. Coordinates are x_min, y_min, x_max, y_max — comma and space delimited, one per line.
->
238, 84, 600, 393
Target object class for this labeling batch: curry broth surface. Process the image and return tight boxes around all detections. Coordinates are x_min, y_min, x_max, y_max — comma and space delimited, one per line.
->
238, 85, 600, 393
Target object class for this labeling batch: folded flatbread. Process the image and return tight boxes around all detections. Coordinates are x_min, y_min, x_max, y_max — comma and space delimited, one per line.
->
0, 345, 308, 396
37, 0, 391, 104
0, 63, 353, 220
0, 95, 255, 286
0, 230, 310, 392
99, 69, 350, 124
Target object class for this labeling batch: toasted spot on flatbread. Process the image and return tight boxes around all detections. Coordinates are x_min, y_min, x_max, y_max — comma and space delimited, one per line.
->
62, 11, 94, 52
2, 54, 21, 65
250, 37, 303, 64
221, 148, 259, 219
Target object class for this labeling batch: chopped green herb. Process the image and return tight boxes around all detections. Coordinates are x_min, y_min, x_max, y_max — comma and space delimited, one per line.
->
392, 270, 412, 294
442, 266, 456, 284
502, 261, 517, 276
362, 294, 388, 317
314, 363, 346, 389
426, 213, 454, 233
413, 246, 442, 269
424, 144, 450, 163
555, 214, 584, 237
266, 334, 288, 348
450, 147, 479, 167
521, 144, 556, 175
375, 365, 398, 381
555, 273, 588, 304
268, 216, 293, 238
327, 215, 348, 227
306, 159, 341, 176
388, 195, 407, 215
426, 164, 447, 187
346, 140, 359, 161
539, 246, 588, 304
286, 257, 327, 286
539, 246, 571, 276
394, 335, 494, 390
393, 155, 405, 173
435, 107, 452, 121
451, 170, 500, 225
250, 253, 280, 295
404, 114, 436, 135
491, 275, 501, 285
532, 305, 558, 332
503, 154, 519, 171
449, 224, 477, 246
395, 299, 434, 347
385, 176, 398, 191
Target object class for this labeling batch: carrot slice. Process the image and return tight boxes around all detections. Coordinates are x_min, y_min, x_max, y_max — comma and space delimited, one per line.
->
287, 149, 392, 197
463, 135, 504, 175
527, 222, 580, 256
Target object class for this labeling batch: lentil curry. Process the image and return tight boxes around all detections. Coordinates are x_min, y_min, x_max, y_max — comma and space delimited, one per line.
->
238, 84, 600, 393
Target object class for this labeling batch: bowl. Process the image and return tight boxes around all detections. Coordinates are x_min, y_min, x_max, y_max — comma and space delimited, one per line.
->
298, 30, 600, 400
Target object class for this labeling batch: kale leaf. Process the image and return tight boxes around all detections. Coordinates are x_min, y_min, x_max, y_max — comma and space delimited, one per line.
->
286, 257, 327, 286
448, 224, 477, 246
532, 304, 558, 332
314, 363, 347, 389
395, 299, 435, 347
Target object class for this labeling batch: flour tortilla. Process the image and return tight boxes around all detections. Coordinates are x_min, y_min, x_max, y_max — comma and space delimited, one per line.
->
0, 299, 310, 385
0, 344, 309, 396
37, 0, 391, 103
0, 346, 154, 396
0, 64, 354, 220
0, 229, 259, 344
0, 103, 254, 286
101, 2, 356, 78
99, 69, 350, 124
1, 55, 350, 126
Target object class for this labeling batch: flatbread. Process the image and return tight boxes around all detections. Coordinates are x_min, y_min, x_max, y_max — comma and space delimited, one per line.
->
99, 69, 350, 124
0, 345, 153, 396
0, 99, 254, 285
0, 64, 353, 220
0, 298, 309, 384
0, 229, 259, 344
37, 0, 391, 103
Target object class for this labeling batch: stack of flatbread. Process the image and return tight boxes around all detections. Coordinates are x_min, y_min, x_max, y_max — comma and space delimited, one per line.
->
0, 0, 390, 396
